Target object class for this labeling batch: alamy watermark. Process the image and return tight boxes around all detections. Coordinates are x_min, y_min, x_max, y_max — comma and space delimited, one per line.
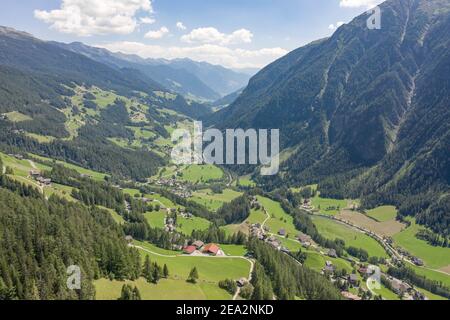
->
171, 121, 280, 176
67, 265, 81, 290
366, 6, 381, 30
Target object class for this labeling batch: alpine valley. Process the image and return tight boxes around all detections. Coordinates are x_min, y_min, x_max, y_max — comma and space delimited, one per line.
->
0, 0, 448, 302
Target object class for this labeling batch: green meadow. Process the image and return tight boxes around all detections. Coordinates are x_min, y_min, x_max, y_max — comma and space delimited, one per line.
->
180, 165, 224, 183
95, 278, 231, 300
30, 153, 107, 181
177, 215, 211, 235
257, 196, 299, 237
366, 206, 398, 222
133, 241, 251, 283
393, 218, 450, 269
311, 216, 388, 258
311, 196, 348, 215
191, 188, 242, 211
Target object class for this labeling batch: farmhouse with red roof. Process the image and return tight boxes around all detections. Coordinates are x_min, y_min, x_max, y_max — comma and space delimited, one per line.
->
203, 243, 220, 256
183, 246, 196, 255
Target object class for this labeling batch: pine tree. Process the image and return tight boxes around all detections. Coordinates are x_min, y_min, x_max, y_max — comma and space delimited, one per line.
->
142, 256, 153, 283
188, 267, 199, 283
163, 264, 169, 278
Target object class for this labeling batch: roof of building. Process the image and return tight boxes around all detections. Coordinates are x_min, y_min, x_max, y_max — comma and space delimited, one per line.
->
192, 240, 205, 248
183, 246, 196, 254
203, 243, 220, 255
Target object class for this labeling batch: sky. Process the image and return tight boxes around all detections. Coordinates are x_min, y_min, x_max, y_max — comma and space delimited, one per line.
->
0, 0, 384, 70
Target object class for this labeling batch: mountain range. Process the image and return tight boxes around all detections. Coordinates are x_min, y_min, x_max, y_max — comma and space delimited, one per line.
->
53, 41, 252, 101
206, 0, 450, 235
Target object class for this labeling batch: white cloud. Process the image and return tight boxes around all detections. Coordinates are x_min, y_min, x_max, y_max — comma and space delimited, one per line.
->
176, 22, 187, 30
140, 17, 155, 25
144, 26, 169, 39
181, 27, 253, 45
328, 21, 345, 31
34, 0, 154, 36
339, 0, 384, 8
96, 41, 288, 69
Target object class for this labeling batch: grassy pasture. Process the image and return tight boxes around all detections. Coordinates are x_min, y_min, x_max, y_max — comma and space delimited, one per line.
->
177, 215, 211, 235
311, 196, 348, 215
30, 154, 107, 181
134, 241, 251, 283
95, 278, 231, 300
311, 216, 388, 258
393, 218, 450, 269
366, 206, 398, 222
257, 196, 298, 237
191, 188, 242, 211
337, 210, 405, 237
3, 111, 32, 122
180, 165, 224, 183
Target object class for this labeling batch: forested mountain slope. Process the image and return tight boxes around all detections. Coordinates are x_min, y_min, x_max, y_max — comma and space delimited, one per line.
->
207, 0, 450, 235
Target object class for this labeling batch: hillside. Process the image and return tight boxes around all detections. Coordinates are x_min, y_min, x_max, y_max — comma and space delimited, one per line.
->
54, 42, 251, 101
206, 0, 450, 235
0, 26, 213, 180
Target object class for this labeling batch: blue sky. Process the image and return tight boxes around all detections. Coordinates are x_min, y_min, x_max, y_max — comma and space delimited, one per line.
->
0, 0, 383, 69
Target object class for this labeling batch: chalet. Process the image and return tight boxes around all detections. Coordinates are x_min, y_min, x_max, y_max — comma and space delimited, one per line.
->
14, 154, 24, 160
36, 177, 52, 186
325, 261, 333, 267
278, 229, 286, 236
327, 249, 338, 258
192, 240, 204, 249
236, 278, 248, 287
323, 265, 335, 274
30, 170, 41, 177
125, 235, 134, 243
297, 233, 312, 244
348, 274, 359, 285
203, 243, 220, 256
183, 246, 197, 255
390, 278, 411, 295
281, 247, 290, 254
412, 257, 424, 266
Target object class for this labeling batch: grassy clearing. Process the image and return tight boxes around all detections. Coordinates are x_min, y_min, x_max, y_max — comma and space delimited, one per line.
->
180, 165, 224, 183
416, 287, 448, 301
304, 250, 354, 273
373, 285, 401, 300
393, 218, 450, 269
311, 216, 388, 258
408, 264, 450, 288
257, 196, 298, 237
98, 206, 125, 225
246, 209, 268, 225
238, 175, 256, 187
177, 215, 211, 235
366, 206, 398, 222
44, 183, 75, 201
30, 154, 107, 181
221, 245, 247, 257
311, 196, 348, 215
95, 278, 230, 300
3, 111, 33, 122
144, 211, 167, 229
25, 133, 55, 143
0, 153, 50, 177
191, 188, 242, 211
134, 241, 251, 283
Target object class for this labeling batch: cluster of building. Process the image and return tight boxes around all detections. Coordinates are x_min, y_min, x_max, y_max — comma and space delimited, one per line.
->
153, 177, 192, 198
164, 216, 176, 233
183, 241, 225, 257
30, 170, 52, 186
395, 247, 424, 266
